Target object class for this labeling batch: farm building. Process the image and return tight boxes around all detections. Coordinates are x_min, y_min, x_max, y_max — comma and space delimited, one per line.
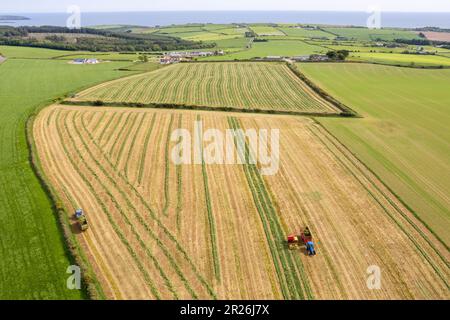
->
160, 50, 224, 64
265, 56, 283, 61
72, 58, 99, 64
309, 54, 330, 62
160, 56, 181, 65
292, 55, 311, 62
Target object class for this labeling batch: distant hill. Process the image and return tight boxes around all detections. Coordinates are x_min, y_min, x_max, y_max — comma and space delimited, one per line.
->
0, 15, 30, 21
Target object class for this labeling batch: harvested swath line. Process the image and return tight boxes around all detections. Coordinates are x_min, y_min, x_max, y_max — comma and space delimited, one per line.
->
229, 120, 293, 298
123, 112, 147, 179
106, 112, 133, 160
175, 114, 183, 232
57, 110, 163, 299
228, 116, 313, 300
162, 114, 175, 216
80, 111, 96, 131
98, 112, 122, 148
137, 113, 157, 185
90, 111, 107, 134
142, 114, 167, 207
237, 63, 258, 107
197, 115, 221, 281
67, 110, 197, 299
71, 110, 215, 299
112, 113, 139, 169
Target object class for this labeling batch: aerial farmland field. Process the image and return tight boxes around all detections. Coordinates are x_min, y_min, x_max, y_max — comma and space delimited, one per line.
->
349, 52, 450, 67
250, 25, 285, 36
279, 27, 333, 39
205, 40, 326, 60
1, 4, 450, 307
70, 62, 340, 114
300, 63, 450, 246
32, 105, 450, 299
0, 49, 138, 299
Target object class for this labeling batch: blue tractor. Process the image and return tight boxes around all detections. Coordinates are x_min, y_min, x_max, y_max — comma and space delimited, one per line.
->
75, 209, 89, 231
287, 227, 317, 256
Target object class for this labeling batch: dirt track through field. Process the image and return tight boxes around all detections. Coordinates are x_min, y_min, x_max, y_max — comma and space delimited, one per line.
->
33, 105, 449, 299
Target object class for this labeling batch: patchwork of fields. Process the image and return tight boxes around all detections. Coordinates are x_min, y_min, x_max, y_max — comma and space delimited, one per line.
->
71, 62, 340, 114
33, 105, 449, 299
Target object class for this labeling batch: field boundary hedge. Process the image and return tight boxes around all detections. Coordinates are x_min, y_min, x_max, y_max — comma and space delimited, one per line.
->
61, 100, 351, 118
286, 62, 359, 117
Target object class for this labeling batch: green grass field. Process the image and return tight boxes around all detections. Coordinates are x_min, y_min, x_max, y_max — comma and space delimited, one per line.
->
300, 63, 450, 246
0, 45, 141, 61
349, 52, 450, 67
280, 27, 333, 39
205, 40, 326, 60
71, 62, 340, 114
0, 48, 136, 299
0, 46, 82, 59
250, 25, 285, 36
208, 38, 251, 49
324, 27, 421, 41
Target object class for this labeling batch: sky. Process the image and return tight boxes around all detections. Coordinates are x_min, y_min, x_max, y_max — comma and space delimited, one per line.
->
1, 0, 449, 13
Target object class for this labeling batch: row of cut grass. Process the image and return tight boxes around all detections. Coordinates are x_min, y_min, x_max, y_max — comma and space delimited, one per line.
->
228, 116, 313, 300
69, 109, 217, 298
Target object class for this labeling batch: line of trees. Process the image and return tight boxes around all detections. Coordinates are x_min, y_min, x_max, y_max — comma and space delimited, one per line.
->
0, 26, 215, 52
326, 50, 350, 61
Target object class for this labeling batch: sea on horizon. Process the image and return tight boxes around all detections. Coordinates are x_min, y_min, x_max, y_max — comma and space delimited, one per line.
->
1, 11, 450, 29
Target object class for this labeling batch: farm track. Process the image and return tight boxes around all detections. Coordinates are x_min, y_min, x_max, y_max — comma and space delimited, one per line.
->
69, 62, 340, 115
33, 105, 450, 299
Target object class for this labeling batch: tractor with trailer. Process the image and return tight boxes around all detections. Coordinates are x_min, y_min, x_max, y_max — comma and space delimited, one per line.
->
75, 209, 89, 231
287, 227, 316, 256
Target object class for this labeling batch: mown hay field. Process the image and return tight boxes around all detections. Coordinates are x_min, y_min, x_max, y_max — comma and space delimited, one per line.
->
70, 62, 340, 114
33, 105, 450, 300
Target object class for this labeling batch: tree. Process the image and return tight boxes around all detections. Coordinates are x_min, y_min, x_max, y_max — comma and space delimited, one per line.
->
326, 50, 349, 61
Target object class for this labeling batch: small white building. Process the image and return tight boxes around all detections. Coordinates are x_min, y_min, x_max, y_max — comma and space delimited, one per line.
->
72, 58, 99, 64
292, 55, 311, 62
